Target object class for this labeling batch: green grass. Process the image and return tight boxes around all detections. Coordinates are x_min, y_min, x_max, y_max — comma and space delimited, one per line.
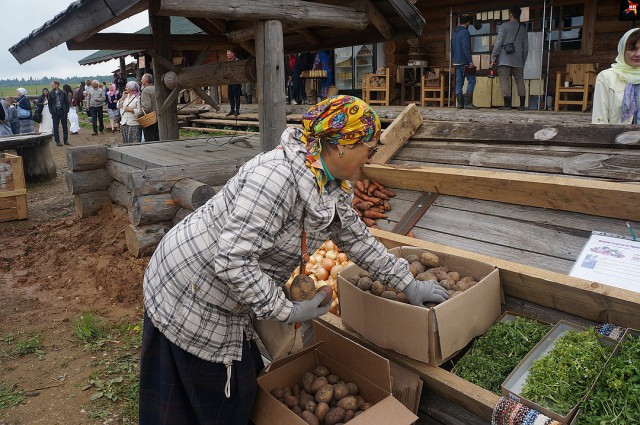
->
76, 313, 143, 423
0, 332, 45, 361
0, 384, 24, 410
0, 85, 47, 97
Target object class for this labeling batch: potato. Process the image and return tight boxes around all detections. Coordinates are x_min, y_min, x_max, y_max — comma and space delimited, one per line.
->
292, 405, 303, 416
438, 279, 454, 290
456, 280, 477, 291
371, 281, 385, 296
433, 270, 451, 281
410, 261, 425, 274
427, 266, 449, 274
355, 395, 366, 409
420, 252, 440, 268
344, 410, 356, 421
360, 271, 373, 279
271, 388, 284, 399
324, 407, 346, 425
327, 374, 340, 384
332, 382, 349, 400
447, 271, 460, 282
337, 395, 359, 411
310, 377, 328, 394
362, 402, 373, 410
315, 384, 334, 403
284, 394, 299, 409
315, 402, 330, 422
348, 275, 360, 285
346, 382, 359, 396
283, 386, 293, 397
317, 285, 334, 307
415, 271, 437, 282
459, 276, 476, 284
302, 372, 316, 393
290, 274, 317, 301
381, 290, 397, 301
396, 292, 409, 303
300, 391, 316, 412
301, 410, 319, 425
314, 366, 330, 377
293, 383, 301, 396
405, 254, 420, 263
356, 277, 373, 291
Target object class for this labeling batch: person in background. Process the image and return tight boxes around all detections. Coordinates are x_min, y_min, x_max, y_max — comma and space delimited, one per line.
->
84, 79, 92, 122
48, 80, 70, 146
73, 82, 85, 115
138, 73, 159, 142
118, 81, 142, 144
491, 5, 528, 111
113, 71, 126, 94
452, 15, 477, 109
592, 28, 640, 124
86, 80, 106, 135
106, 84, 121, 133
286, 54, 297, 104
138, 95, 448, 425
242, 82, 254, 105
291, 52, 313, 105
226, 49, 242, 117
15, 88, 34, 134
6, 97, 19, 135
37, 88, 53, 134
313, 50, 333, 102
64, 84, 80, 135
0, 99, 12, 136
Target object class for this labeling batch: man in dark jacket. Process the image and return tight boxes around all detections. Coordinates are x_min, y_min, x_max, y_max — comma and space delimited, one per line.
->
48, 80, 70, 146
451, 15, 477, 109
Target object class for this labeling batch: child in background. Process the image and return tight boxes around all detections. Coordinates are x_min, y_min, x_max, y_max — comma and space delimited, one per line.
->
6, 97, 19, 134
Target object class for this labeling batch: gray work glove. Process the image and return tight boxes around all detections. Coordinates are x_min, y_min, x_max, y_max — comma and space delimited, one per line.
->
286, 292, 331, 324
403, 279, 449, 306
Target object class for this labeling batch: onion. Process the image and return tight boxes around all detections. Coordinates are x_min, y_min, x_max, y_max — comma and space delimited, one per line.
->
321, 258, 336, 271
324, 240, 336, 252
317, 249, 326, 257
312, 254, 324, 265
314, 267, 329, 281
330, 264, 343, 279
325, 250, 338, 260
304, 263, 315, 275
336, 252, 348, 263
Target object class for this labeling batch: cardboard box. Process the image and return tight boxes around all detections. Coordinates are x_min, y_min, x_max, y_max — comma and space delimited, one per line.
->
251, 320, 418, 425
337, 246, 501, 365
502, 320, 618, 424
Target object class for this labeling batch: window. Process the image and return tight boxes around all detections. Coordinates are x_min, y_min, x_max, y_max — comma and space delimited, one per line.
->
543, 4, 584, 51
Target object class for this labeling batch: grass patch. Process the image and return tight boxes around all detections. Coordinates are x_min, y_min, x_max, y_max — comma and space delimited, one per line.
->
0, 332, 45, 360
73, 312, 106, 345
0, 384, 24, 409
79, 314, 143, 423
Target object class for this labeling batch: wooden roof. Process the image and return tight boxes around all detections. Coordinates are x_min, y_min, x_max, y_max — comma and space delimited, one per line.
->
9, 0, 425, 65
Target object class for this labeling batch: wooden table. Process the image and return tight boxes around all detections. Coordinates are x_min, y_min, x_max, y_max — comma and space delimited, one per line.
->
0, 132, 56, 182
397, 65, 429, 105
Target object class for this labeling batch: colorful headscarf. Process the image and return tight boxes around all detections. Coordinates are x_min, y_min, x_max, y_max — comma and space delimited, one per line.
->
301, 95, 381, 193
125, 81, 140, 96
107, 83, 118, 97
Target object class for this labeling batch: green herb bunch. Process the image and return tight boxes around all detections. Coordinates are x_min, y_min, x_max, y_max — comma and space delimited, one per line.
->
577, 334, 640, 424
521, 328, 613, 416
453, 317, 551, 394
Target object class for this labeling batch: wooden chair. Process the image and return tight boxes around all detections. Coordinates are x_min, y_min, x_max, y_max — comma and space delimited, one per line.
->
362, 68, 390, 106
421, 68, 452, 108
554, 64, 598, 112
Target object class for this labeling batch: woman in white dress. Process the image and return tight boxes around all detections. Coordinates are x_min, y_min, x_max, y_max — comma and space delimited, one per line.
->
37, 88, 53, 134
63, 84, 80, 134
117, 81, 142, 144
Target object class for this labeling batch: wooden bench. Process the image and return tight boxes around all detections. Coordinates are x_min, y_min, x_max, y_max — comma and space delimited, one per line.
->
0, 133, 56, 182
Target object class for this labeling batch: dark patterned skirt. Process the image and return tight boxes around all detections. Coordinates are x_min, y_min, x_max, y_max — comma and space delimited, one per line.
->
139, 313, 264, 425
121, 124, 142, 144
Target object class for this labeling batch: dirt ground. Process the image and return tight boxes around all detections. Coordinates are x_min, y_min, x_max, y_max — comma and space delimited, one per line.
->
1, 122, 149, 424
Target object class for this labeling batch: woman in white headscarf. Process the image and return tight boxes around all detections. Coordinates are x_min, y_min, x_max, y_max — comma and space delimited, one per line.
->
117, 81, 142, 144
592, 28, 640, 124
16, 88, 35, 134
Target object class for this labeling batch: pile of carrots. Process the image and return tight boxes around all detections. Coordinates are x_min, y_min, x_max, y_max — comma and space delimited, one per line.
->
352, 179, 396, 229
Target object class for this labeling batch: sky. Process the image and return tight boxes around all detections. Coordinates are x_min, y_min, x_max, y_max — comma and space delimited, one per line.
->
2, 0, 149, 80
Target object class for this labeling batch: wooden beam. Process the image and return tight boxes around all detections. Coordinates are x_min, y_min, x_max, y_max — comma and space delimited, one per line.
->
72, 0, 149, 43
374, 103, 422, 164
149, 2, 179, 141
67, 33, 232, 51
201, 18, 256, 57
162, 59, 257, 89
364, 0, 394, 40
256, 20, 287, 152
362, 164, 640, 222
192, 87, 221, 112
295, 28, 321, 48
156, 0, 369, 29
371, 229, 640, 328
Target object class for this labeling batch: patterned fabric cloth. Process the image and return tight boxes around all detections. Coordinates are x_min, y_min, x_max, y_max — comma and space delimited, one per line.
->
121, 124, 141, 144
143, 127, 414, 364
301, 95, 381, 193
595, 323, 626, 341
492, 396, 561, 425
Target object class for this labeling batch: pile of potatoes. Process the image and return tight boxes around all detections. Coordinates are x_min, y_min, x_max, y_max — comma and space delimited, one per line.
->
346, 250, 479, 305
271, 365, 372, 424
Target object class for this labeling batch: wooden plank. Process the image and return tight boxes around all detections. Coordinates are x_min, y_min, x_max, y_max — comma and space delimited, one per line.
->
364, 0, 394, 40
391, 192, 438, 235
371, 229, 640, 328
412, 121, 640, 148
374, 103, 423, 164
67, 33, 229, 51
362, 164, 640, 221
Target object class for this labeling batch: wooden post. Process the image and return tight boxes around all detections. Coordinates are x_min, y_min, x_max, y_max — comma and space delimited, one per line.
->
66, 145, 108, 172
119, 57, 127, 79
74, 191, 109, 218
149, 1, 179, 141
66, 169, 113, 194
170, 178, 216, 210
125, 222, 172, 258
129, 193, 180, 226
255, 20, 286, 152
107, 180, 132, 209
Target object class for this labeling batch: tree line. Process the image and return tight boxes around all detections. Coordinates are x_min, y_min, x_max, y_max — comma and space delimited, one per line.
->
0, 76, 113, 87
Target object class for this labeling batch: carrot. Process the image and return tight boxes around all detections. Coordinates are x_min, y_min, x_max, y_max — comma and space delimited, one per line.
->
364, 210, 388, 219
371, 180, 385, 191
370, 206, 385, 213
354, 189, 383, 205
407, 230, 416, 238
380, 188, 396, 198
355, 201, 374, 211
362, 179, 370, 191
356, 210, 363, 218
355, 181, 365, 192
373, 190, 389, 200
363, 218, 377, 227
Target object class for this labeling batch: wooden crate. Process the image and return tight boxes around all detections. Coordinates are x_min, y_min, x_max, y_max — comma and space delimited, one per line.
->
0, 153, 28, 222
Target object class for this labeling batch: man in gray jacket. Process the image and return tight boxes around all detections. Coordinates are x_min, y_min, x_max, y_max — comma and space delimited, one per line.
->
491, 5, 528, 110
138, 73, 159, 142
